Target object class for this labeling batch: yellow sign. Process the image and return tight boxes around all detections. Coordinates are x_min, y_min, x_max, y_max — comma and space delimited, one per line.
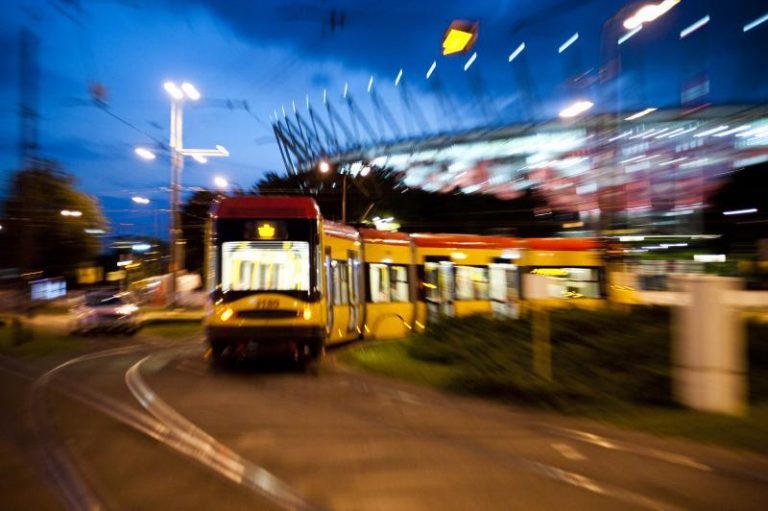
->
442, 21, 478, 55
443, 28, 474, 55
531, 268, 570, 277
258, 223, 276, 238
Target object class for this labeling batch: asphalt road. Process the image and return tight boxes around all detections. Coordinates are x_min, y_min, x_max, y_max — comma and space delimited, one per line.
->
1, 332, 767, 510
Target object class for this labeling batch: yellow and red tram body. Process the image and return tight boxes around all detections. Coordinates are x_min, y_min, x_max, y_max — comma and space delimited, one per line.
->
204, 196, 607, 362
205, 196, 327, 362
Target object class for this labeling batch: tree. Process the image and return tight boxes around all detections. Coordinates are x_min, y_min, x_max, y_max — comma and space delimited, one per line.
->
1, 160, 107, 275
181, 190, 218, 276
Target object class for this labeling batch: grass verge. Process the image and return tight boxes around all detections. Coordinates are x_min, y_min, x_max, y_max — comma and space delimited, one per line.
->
0, 323, 87, 358
141, 321, 202, 340
340, 309, 768, 455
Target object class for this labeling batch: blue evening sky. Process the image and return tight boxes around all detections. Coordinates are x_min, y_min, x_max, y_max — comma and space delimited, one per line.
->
1, 0, 766, 237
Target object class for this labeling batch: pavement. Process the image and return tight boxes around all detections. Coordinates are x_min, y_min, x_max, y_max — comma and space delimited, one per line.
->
0, 325, 767, 510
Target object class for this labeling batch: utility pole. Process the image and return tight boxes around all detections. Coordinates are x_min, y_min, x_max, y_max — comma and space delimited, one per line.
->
168, 99, 184, 307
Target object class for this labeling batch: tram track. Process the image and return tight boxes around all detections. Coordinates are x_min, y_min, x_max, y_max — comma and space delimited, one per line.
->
5, 340, 324, 511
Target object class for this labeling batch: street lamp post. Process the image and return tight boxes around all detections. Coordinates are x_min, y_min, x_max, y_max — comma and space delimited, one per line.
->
138, 81, 229, 307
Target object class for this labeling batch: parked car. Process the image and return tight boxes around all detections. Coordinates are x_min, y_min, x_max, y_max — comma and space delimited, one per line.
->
70, 291, 142, 335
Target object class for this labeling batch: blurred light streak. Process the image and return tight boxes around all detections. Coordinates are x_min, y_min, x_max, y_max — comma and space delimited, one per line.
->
60, 210, 82, 217
620, 154, 646, 164
642, 127, 668, 138
609, 131, 632, 142
657, 127, 685, 138
558, 100, 593, 118
323, 89, 328, 104
694, 125, 729, 137
714, 125, 752, 137
680, 15, 710, 39
508, 42, 526, 62
624, 0, 680, 30
618, 26, 642, 45
558, 32, 579, 53
736, 126, 768, 137
426, 60, 437, 79
395, 69, 403, 86
668, 126, 698, 138
292, 100, 297, 113
723, 208, 757, 216
660, 157, 689, 166
464, 52, 477, 71
367, 76, 374, 93
625, 108, 657, 120
743, 12, 768, 32
343, 82, 349, 98
192, 154, 208, 163
131, 196, 150, 204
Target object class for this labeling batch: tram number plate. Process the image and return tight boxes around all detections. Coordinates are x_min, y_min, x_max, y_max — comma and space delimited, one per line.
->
254, 299, 279, 309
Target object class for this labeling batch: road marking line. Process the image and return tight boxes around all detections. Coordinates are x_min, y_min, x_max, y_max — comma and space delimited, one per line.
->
551, 427, 711, 471
551, 442, 586, 461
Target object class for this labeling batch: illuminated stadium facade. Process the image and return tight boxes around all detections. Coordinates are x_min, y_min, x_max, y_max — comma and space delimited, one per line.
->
273, 103, 768, 232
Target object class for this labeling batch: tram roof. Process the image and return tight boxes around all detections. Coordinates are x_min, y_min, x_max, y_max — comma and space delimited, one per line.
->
211, 196, 321, 219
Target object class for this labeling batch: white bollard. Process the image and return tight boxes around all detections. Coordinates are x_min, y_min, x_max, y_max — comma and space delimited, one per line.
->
671, 275, 747, 416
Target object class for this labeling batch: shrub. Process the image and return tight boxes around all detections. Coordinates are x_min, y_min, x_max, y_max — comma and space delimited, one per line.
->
407, 307, 673, 411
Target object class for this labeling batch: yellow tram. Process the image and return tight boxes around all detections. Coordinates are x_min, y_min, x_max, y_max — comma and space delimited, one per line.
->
204, 196, 605, 363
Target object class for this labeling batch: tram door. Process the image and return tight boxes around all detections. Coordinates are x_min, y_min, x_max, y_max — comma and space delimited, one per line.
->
489, 263, 519, 318
424, 260, 455, 322
347, 250, 362, 334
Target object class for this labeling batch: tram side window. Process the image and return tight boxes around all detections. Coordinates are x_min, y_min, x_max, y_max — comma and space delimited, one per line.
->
530, 267, 601, 299
369, 264, 409, 303
455, 266, 489, 300
332, 260, 349, 305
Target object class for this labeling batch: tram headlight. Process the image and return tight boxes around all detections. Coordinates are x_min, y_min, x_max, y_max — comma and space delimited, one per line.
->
303, 307, 312, 320
220, 308, 234, 321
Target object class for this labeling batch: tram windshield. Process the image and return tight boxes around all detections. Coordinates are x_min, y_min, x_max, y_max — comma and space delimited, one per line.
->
221, 241, 310, 293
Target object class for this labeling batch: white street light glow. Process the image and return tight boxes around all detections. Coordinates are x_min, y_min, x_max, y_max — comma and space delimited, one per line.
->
426, 60, 437, 79
624, 0, 680, 30
744, 12, 768, 32
680, 15, 710, 39
132, 196, 150, 205
192, 154, 208, 163
60, 210, 83, 217
360, 166, 371, 177
723, 208, 758, 216
558, 32, 579, 54
318, 160, 331, 173
508, 42, 525, 62
618, 26, 642, 45
135, 147, 156, 160
213, 176, 229, 189
463, 52, 477, 71
694, 125, 729, 137
558, 100, 593, 118
180, 82, 201, 100
625, 108, 657, 121
163, 81, 184, 100
395, 69, 403, 86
